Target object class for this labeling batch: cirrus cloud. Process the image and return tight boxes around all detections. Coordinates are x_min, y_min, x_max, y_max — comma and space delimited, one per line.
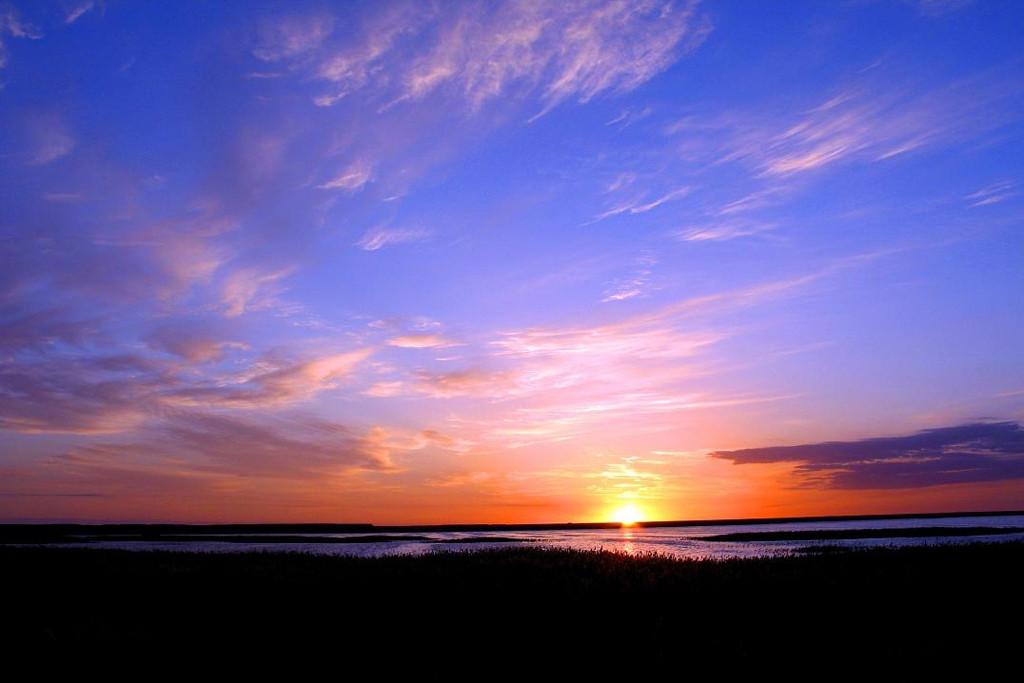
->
260, 1, 712, 117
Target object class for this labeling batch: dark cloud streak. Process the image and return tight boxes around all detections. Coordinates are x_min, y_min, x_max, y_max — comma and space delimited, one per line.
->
712, 422, 1024, 489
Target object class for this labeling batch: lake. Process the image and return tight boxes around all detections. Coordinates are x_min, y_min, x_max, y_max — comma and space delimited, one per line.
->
32, 513, 1024, 559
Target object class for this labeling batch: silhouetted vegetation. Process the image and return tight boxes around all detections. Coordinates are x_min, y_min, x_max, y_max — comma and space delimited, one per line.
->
3, 542, 1020, 675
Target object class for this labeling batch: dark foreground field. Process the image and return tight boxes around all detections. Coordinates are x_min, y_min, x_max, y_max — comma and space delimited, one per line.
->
3, 542, 1021, 676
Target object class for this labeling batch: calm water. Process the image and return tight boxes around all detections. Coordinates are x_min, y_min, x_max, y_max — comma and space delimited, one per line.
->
44, 514, 1024, 559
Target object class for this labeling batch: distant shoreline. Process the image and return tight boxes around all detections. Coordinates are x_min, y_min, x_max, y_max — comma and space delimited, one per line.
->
2, 509, 1023, 544
699, 525, 1024, 542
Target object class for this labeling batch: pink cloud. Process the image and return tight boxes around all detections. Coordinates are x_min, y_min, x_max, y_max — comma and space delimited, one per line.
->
387, 334, 458, 349
218, 266, 294, 318
167, 349, 373, 408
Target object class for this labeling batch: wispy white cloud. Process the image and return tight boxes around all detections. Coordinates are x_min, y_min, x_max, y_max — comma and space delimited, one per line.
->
630, 68, 1024, 251
717, 74, 1024, 178
0, 5, 41, 40
265, 1, 711, 116
716, 187, 790, 216
630, 186, 692, 213
493, 392, 787, 448
590, 185, 691, 222
356, 227, 431, 251
313, 3, 422, 106
317, 162, 372, 191
602, 254, 657, 302
65, 1, 97, 25
607, 106, 653, 129
965, 180, 1017, 207
606, 172, 638, 193
591, 201, 636, 222
675, 219, 777, 242
602, 282, 647, 302
0, 4, 41, 71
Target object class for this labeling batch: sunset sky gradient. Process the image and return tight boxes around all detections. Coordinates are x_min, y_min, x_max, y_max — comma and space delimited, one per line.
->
2, 0, 1023, 523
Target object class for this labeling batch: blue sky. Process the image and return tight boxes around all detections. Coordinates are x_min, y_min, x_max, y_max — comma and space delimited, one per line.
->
1, 0, 1023, 523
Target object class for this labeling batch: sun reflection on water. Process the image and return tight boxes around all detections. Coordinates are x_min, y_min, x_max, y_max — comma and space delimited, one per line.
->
620, 526, 637, 555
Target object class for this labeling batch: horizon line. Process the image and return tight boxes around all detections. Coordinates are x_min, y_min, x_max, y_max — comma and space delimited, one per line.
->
4, 509, 1024, 533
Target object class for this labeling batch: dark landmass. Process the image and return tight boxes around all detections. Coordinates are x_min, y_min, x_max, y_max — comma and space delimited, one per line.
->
155, 534, 533, 544
430, 536, 533, 544
139, 534, 532, 545
2, 508, 1022, 543
139, 534, 433, 544
0, 530, 535, 545
3, 542, 1021, 675
700, 525, 1024, 542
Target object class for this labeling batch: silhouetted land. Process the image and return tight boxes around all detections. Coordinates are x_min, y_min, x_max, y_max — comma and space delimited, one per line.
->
132, 534, 533, 544
3, 542, 1020, 676
699, 525, 1024, 542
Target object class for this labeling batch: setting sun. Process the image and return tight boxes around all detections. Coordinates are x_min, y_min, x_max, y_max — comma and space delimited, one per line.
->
611, 503, 645, 526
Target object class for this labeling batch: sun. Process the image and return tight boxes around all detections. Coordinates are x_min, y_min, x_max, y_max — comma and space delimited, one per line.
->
611, 502, 645, 526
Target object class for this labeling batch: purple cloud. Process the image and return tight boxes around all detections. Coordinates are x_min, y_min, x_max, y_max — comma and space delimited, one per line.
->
713, 422, 1024, 489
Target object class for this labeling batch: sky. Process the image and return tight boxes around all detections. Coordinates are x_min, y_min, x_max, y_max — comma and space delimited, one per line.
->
1, 0, 1023, 524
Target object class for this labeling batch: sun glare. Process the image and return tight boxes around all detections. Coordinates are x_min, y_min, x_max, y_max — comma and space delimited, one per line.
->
611, 502, 644, 526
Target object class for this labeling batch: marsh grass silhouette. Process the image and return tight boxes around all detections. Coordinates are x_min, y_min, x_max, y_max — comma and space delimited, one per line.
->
3, 542, 1020, 676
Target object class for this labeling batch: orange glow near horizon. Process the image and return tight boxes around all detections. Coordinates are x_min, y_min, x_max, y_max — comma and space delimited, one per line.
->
610, 502, 645, 526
